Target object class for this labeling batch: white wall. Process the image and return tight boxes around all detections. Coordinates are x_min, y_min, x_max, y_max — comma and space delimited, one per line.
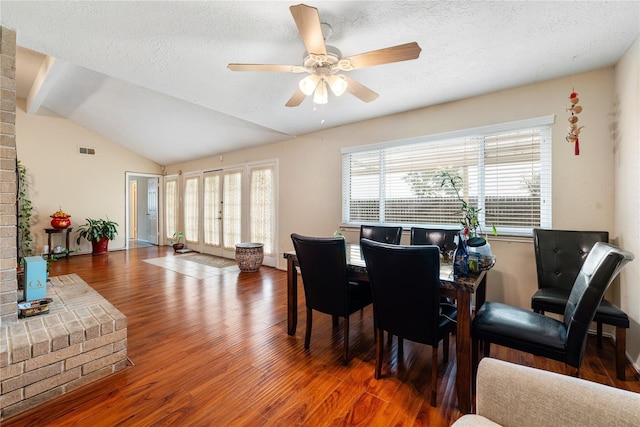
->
614, 37, 640, 369
16, 99, 162, 254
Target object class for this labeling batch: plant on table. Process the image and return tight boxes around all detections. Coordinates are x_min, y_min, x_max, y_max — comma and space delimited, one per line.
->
437, 171, 497, 239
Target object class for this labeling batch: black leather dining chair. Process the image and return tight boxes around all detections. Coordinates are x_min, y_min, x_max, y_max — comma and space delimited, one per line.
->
409, 226, 458, 320
410, 227, 458, 254
531, 228, 630, 380
360, 225, 402, 245
473, 242, 634, 375
290, 233, 372, 364
360, 238, 457, 407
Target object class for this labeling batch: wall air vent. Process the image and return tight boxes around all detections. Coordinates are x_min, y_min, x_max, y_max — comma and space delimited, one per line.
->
78, 147, 96, 155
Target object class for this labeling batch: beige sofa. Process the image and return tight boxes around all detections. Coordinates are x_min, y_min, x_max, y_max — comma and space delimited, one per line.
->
452, 358, 640, 427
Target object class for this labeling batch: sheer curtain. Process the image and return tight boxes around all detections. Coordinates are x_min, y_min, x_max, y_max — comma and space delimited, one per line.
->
250, 165, 275, 256
184, 175, 199, 243
164, 178, 178, 240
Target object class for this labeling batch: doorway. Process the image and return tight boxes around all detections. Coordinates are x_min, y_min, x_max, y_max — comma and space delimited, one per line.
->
125, 172, 162, 249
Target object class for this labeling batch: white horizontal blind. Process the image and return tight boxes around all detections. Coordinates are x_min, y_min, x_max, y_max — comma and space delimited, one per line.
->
342, 117, 552, 235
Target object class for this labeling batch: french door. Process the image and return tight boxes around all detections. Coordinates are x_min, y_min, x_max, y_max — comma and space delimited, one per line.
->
202, 168, 243, 258
178, 162, 277, 266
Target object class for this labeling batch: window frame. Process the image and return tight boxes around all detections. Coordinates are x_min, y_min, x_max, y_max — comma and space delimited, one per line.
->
341, 115, 554, 236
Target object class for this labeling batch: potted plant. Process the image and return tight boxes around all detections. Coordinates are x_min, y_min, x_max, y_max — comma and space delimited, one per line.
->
171, 231, 184, 252
76, 217, 119, 255
437, 171, 497, 239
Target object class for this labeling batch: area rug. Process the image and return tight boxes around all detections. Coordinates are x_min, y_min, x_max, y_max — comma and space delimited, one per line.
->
175, 252, 237, 268
143, 252, 239, 279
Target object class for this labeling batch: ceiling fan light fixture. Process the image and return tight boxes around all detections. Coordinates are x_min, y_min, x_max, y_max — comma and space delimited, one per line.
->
299, 74, 320, 96
313, 79, 328, 104
328, 74, 348, 96
337, 59, 353, 71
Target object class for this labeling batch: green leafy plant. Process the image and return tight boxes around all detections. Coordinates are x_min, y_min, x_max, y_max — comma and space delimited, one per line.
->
438, 171, 497, 238
76, 218, 119, 244
17, 161, 33, 259
171, 231, 183, 245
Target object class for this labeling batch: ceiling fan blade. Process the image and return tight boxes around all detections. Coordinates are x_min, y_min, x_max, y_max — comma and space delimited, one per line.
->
285, 88, 306, 107
342, 42, 422, 70
290, 4, 326, 56
345, 76, 379, 103
227, 63, 305, 73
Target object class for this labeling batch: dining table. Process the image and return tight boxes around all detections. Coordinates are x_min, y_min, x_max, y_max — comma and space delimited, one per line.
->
283, 242, 488, 415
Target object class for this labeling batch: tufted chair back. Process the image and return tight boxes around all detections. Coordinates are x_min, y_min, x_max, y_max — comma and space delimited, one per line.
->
360, 225, 403, 245
533, 228, 608, 292
409, 227, 458, 253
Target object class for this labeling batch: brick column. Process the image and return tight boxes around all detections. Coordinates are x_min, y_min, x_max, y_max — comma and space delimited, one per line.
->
0, 26, 18, 324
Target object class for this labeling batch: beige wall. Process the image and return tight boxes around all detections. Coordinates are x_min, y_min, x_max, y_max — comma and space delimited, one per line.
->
614, 37, 640, 368
167, 66, 619, 306
15, 99, 162, 254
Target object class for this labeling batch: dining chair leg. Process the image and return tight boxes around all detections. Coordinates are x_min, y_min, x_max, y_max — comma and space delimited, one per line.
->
567, 365, 580, 377
343, 315, 350, 364
430, 345, 438, 407
375, 328, 384, 379
304, 308, 312, 350
616, 327, 627, 380
332, 315, 339, 327
397, 337, 404, 359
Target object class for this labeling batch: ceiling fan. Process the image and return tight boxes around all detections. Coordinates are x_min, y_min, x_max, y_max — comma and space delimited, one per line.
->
227, 3, 422, 107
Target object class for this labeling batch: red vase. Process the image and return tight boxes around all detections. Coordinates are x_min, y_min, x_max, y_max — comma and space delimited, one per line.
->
91, 237, 109, 255
50, 217, 71, 229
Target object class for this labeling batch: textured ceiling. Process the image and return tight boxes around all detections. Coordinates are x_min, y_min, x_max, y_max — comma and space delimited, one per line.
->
2, 1, 639, 166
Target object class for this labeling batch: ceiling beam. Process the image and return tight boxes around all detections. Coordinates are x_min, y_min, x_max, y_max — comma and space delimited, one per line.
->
26, 55, 67, 114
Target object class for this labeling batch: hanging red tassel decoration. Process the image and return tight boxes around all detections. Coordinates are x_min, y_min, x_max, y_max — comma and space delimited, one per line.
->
566, 88, 583, 156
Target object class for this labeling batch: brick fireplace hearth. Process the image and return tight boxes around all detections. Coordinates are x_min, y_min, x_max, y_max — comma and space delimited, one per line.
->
0, 274, 128, 420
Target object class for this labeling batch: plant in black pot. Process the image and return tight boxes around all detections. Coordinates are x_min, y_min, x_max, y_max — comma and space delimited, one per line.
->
76, 217, 119, 255
171, 231, 184, 252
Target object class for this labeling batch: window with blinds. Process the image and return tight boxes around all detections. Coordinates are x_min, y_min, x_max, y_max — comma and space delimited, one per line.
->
342, 116, 553, 235
164, 178, 178, 240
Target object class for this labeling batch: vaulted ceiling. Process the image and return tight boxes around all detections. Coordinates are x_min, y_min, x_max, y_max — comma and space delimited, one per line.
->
2, 1, 638, 165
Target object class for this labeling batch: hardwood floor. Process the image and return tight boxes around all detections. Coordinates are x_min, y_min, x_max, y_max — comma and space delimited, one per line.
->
4, 246, 639, 426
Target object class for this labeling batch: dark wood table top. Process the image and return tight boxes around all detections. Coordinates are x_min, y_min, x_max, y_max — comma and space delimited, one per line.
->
284, 242, 485, 293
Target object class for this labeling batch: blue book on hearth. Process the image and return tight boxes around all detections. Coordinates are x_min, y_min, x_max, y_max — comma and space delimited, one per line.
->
24, 256, 47, 302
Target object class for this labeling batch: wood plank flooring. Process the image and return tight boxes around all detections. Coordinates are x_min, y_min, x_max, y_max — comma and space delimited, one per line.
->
4, 246, 639, 426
